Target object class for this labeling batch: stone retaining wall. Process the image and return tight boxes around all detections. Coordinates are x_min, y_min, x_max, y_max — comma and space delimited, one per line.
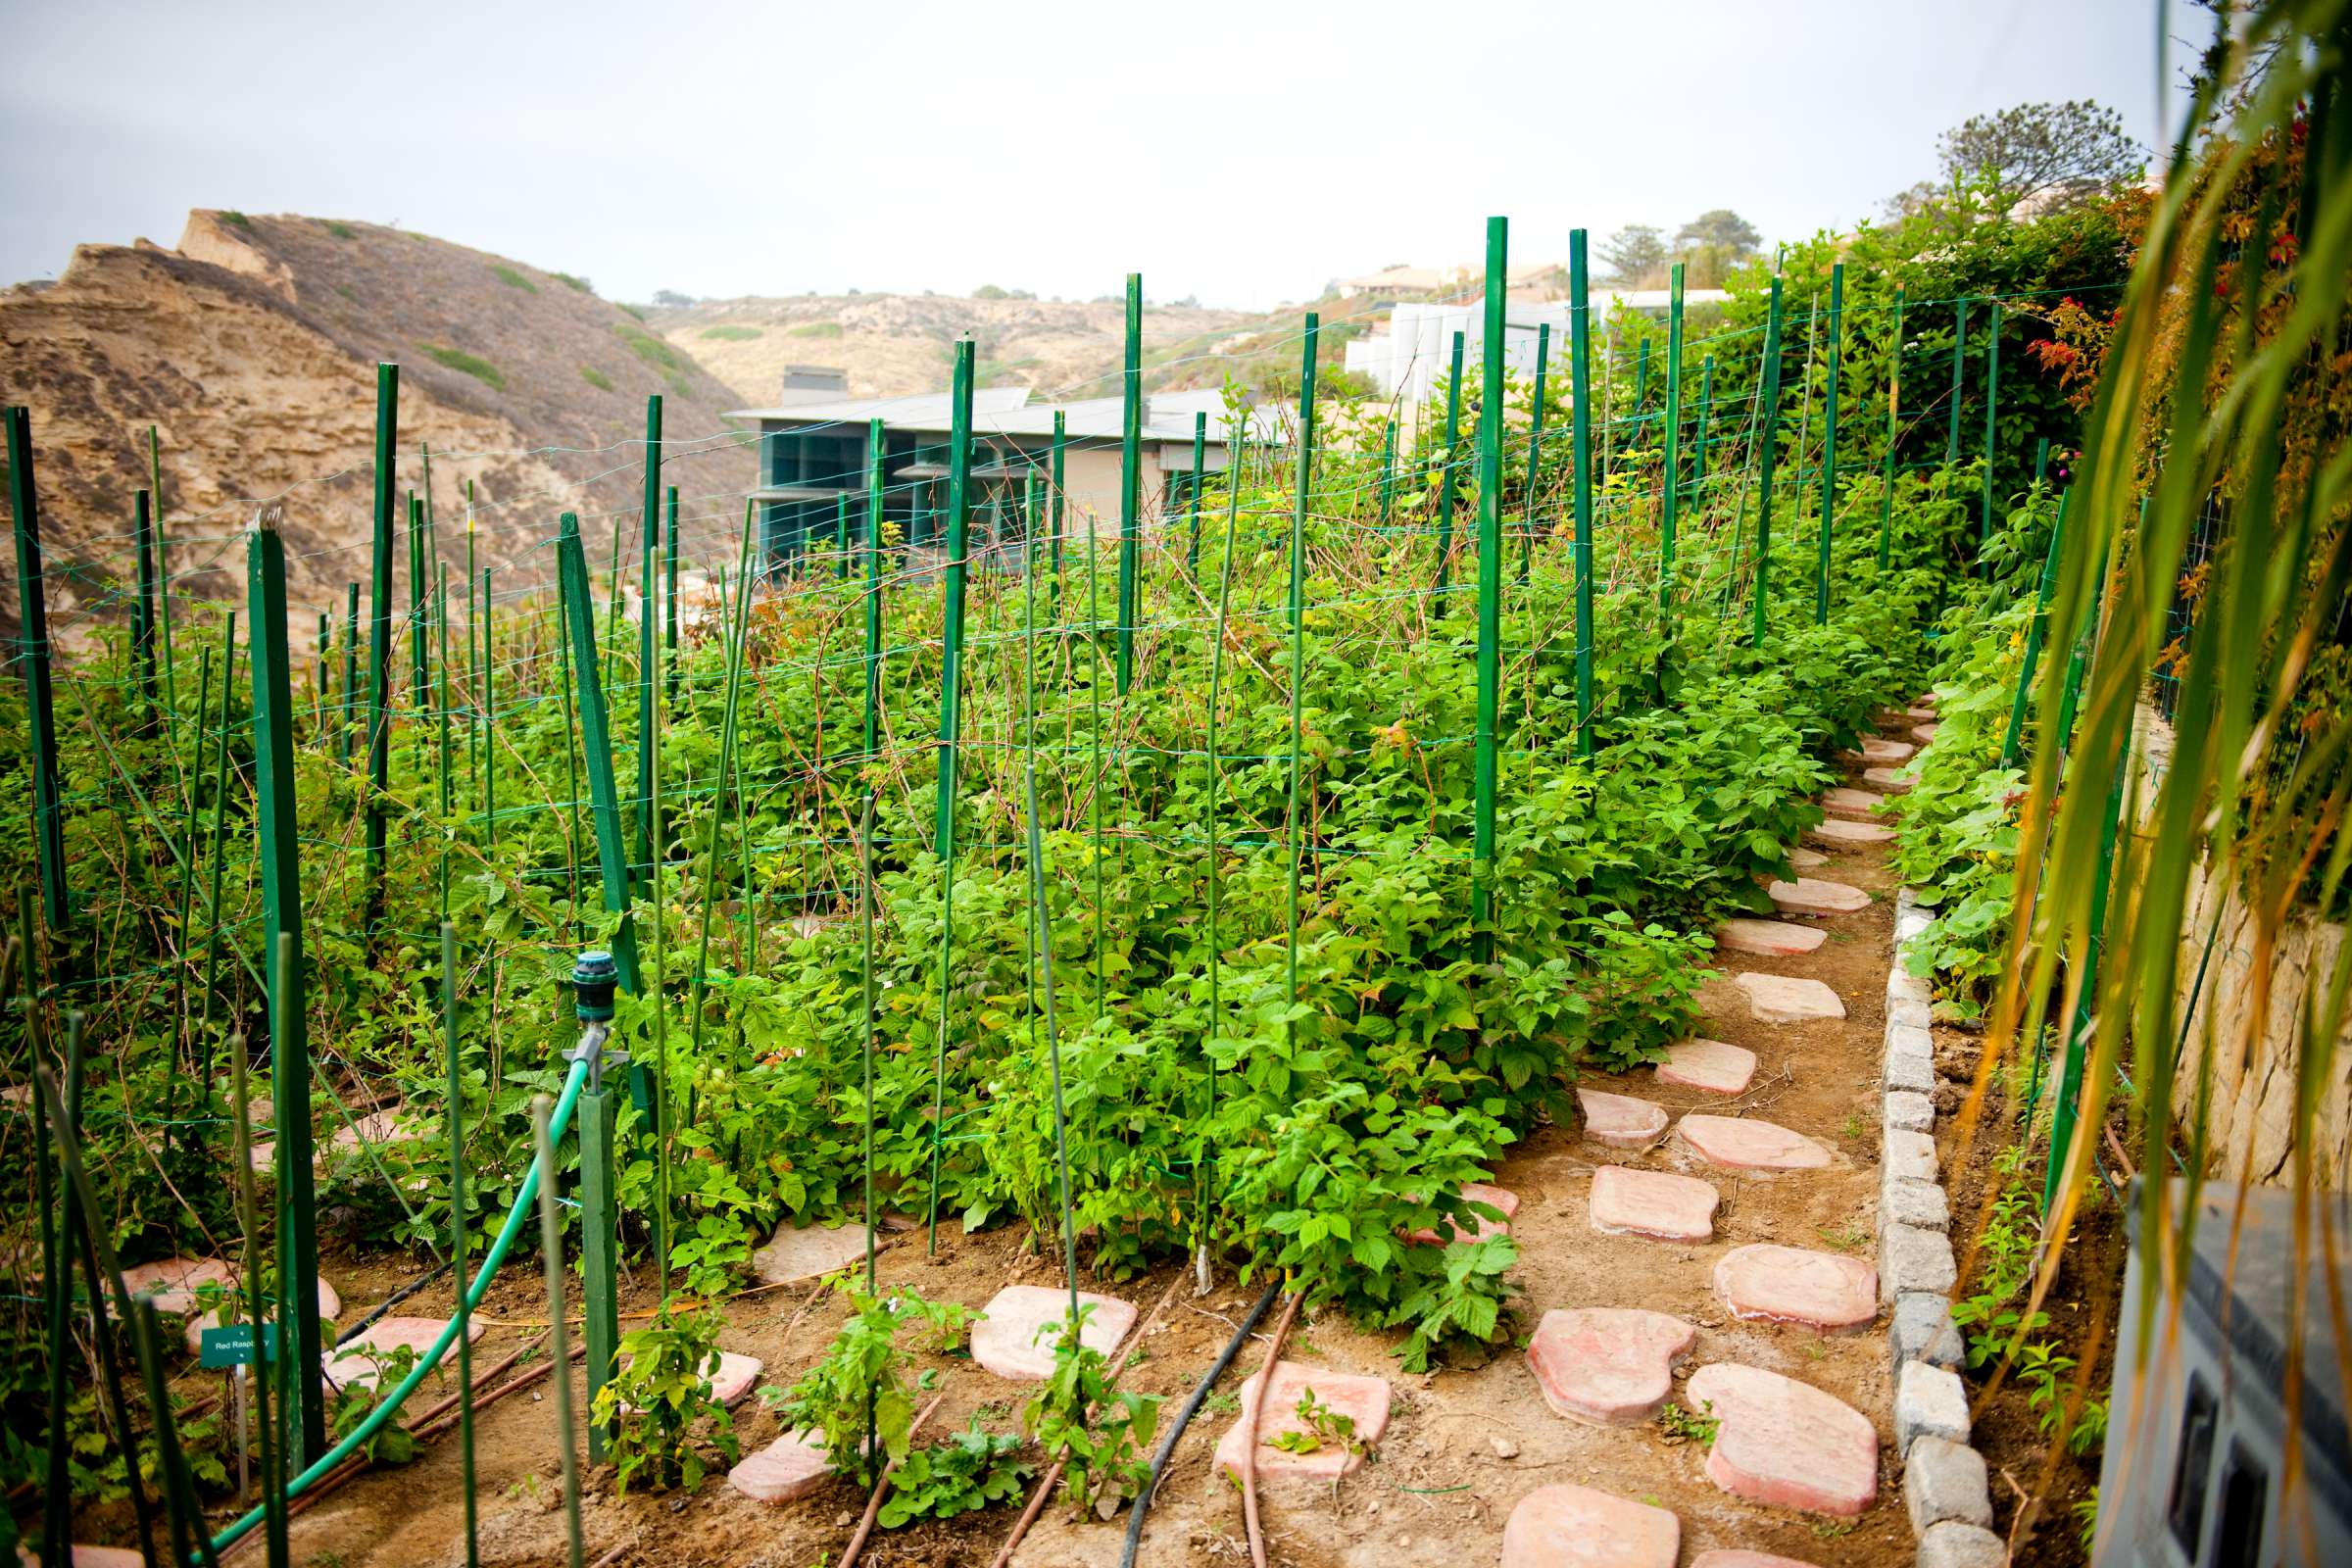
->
1883, 888, 2009, 1567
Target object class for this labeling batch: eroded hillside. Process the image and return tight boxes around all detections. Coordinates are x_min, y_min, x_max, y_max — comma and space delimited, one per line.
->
0, 211, 751, 643
650, 291, 1263, 405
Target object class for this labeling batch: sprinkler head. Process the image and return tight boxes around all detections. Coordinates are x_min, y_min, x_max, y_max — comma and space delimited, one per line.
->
572, 949, 617, 1023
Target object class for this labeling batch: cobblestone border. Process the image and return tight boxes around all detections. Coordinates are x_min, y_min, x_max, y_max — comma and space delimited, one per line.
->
1884, 888, 2010, 1567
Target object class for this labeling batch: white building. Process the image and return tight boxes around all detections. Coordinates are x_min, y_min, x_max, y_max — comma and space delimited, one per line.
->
1344, 288, 1733, 408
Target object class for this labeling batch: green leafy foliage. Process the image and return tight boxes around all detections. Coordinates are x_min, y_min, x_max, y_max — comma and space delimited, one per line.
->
760, 1285, 971, 1486
589, 1305, 741, 1494
1021, 1306, 1160, 1518
878, 1419, 1034, 1528
419, 344, 507, 390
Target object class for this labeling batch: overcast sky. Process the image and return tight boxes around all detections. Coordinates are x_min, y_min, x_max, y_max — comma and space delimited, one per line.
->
0, 0, 2207, 311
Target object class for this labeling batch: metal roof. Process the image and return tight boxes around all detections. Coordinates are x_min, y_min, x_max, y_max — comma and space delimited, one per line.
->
728, 384, 1280, 443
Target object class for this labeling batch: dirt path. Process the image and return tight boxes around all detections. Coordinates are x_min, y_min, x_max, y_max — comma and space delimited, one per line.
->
222, 737, 1919, 1568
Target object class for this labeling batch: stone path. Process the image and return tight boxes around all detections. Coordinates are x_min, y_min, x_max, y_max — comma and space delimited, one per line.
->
1446, 713, 1915, 1563
969, 1284, 1134, 1381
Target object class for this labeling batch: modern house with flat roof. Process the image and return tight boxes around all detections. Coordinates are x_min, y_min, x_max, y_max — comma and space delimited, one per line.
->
726, 366, 1270, 569
1344, 291, 1734, 407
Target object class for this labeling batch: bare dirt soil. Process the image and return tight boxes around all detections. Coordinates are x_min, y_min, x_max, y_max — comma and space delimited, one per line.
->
1937, 1032, 2120, 1568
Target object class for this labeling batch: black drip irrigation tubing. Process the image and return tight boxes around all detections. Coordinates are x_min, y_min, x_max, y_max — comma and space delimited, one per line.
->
336, 1256, 454, 1346
1120, 1278, 1282, 1568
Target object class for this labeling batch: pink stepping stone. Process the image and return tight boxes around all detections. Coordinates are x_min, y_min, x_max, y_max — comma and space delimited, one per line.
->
1685, 1362, 1878, 1516
1678, 1114, 1832, 1173
1691, 1553, 1828, 1568
184, 1276, 342, 1354
1785, 845, 1829, 870
1213, 1359, 1391, 1482
1767, 878, 1869, 917
971, 1285, 1135, 1381
728, 1429, 833, 1503
1714, 1245, 1878, 1333
1858, 735, 1915, 763
1500, 1484, 1680, 1568
1657, 1038, 1757, 1095
751, 1221, 872, 1286
621, 1348, 761, 1410
1735, 972, 1845, 1024
1913, 694, 1937, 710
1715, 918, 1825, 957
1589, 1165, 1718, 1242
1404, 1182, 1518, 1245
1819, 787, 1885, 819
1527, 1307, 1697, 1426
1804, 816, 1893, 848
325, 1315, 484, 1392
1911, 722, 1940, 744
1577, 1088, 1668, 1150
1863, 765, 1913, 793
122, 1256, 235, 1316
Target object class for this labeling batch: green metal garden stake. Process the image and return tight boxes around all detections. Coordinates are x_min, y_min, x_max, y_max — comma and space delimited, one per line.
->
666, 483, 683, 694
1817, 262, 1843, 624
1661, 264, 1685, 604
1283, 313, 1319, 1046
1436, 329, 1465, 604
1945, 298, 1968, 467
364, 368, 397, 927
2043, 726, 2130, 1216
1880, 286, 1903, 570
570, 948, 621, 1460
249, 516, 327, 1464
1998, 494, 2072, 771
6, 408, 69, 930
864, 419, 886, 758
340, 583, 359, 767
555, 514, 644, 995
1115, 274, 1143, 694
687, 500, 758, 1095
1693, 355, 1714, 504
1186, 411, 1207, 575
1197, 409, 1247, 1285
1523, 322, 1550, 585
481, 569, 495, 856
925, 339, 977, 1252
637, 395, 663, 881
1752, 276, 1786, 648
1471, 219, 1507, 952
1980, 302, 2001, 556
1567, 236, 1595, 757
1378, 416, 1396, 526
531, 1098, 587, 1568
441, 923, 479, 1566
133, 488, 159, 717
33, 1054, 164, 1568
1050, 410, 1066, 613
149, 424, 179, 741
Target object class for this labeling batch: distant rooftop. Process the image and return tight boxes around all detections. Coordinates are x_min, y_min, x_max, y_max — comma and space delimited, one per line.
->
727, 384, 1282, 443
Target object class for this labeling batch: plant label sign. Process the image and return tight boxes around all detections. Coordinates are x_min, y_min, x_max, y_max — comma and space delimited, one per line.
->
199, 1322, 278, 1368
